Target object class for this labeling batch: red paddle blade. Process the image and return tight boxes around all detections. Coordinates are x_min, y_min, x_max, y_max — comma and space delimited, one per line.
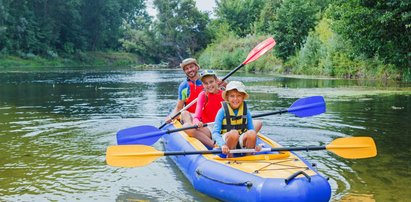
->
243, 37, 276, 65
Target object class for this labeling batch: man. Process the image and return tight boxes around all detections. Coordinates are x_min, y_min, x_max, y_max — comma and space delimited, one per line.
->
166, 58, 204, 123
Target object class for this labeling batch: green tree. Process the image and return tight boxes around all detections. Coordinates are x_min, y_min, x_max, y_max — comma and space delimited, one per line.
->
119, 22, 159, 63
254, 0, 281, 34
215, 0, 264, 37
271, 0, 320, 60
0, 0, 9, 53
3, 0, 38, 54
0, 0, 148, 56
327, 0, 411, 73
153, 0, 210, 65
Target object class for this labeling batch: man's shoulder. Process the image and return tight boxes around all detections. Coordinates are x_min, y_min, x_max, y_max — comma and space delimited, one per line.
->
178, 80, 189, 89
194, 79, 202, 86
179, 79, 202, 88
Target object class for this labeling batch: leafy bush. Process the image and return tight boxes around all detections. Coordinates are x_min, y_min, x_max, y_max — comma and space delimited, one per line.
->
198, 35, 281, 72
286, 17, 405, 80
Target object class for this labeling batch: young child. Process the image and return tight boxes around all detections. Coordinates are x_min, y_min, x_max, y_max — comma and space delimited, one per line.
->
212, 81, 261, 156
182, 70, 224, 148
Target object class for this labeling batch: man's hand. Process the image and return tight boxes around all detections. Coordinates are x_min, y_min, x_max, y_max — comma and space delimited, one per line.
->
164, 115, 173, 123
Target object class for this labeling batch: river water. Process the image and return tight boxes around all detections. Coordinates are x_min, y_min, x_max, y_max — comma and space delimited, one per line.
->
0, 69, 410, 201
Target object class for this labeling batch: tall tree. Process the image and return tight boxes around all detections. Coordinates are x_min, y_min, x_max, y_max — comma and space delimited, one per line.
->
0, 0, 9, 52
271, 0, 320, 60
153, 0, 210, 65
0, 0, 149, 55
215, 0, 264, 37
254, 0, 282, 34
327, 0, 411, 71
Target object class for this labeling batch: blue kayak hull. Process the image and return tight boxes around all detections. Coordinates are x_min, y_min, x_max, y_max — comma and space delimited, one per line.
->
163, 122, 331, 202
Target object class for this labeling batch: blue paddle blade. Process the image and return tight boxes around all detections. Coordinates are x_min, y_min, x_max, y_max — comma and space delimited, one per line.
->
116, 125, 165, 145
287, 96, 326, 117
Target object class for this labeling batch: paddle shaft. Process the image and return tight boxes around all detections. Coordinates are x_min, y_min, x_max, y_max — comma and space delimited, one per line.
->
221, 63, 244, 81
160, 110, 283, 135
161, 105, 315, 134
252, 101, 326, 118
144, 146, 328, 157
159, 100, 196, 129
252, 109, 288, 118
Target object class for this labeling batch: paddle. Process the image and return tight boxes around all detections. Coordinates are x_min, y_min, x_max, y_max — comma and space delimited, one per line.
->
106, 137, 377, 167
159, 37, 276, 129
117, 96, 325, 145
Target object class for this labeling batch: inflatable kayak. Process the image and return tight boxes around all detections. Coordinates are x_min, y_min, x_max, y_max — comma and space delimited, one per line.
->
162, 121, 331, 202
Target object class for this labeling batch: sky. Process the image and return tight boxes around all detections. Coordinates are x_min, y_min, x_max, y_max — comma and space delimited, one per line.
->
146, 0, 217, 17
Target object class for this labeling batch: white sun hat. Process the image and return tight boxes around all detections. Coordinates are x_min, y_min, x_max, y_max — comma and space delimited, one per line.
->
222, 81, 249, 101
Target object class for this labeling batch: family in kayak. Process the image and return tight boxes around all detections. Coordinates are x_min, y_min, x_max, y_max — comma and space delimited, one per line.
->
166, 58, 262, 157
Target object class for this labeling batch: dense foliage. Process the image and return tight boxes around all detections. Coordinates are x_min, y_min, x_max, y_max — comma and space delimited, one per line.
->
214, 0, 264, 37
327, 0, 410, 78
0, 0, 150, 58
1, 0, 410, 80
153, 0, 210, 65
206, 0, 410, 80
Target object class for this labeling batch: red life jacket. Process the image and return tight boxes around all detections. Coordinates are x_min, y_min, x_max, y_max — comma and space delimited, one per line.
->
201, 90, 224, 123
185, 80, 204, 113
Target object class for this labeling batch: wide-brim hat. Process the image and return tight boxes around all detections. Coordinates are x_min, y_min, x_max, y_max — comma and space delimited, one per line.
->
199, 69, 217, 81
222, 81, 249, 101
180, 58, 199, 68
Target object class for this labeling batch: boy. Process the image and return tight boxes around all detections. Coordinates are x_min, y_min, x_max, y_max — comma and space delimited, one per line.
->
212, 81, 261, 156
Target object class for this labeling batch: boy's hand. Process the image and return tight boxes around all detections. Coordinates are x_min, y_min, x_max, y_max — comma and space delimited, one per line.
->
255, 145, 262, 152
221, 145, 229, 154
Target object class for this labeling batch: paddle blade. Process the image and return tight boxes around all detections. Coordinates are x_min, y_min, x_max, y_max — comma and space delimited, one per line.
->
117, 125, 164, 145
106, 145, 164, 167
327, 137, 377, 159
243, 37, 276, 65
288, 96, 326, 117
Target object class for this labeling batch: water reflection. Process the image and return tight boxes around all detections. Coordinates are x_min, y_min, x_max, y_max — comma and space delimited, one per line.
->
0, 70, 410, 201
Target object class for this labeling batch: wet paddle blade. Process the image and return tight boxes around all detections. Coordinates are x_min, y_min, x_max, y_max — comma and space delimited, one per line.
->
117, 125, 164, 145
106, 145, 164, 167
243, 37, 276, 65
288, 96, 326, 117
327, 137, 377, 159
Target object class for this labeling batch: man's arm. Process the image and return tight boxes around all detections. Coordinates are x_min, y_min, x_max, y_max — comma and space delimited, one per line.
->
165, 81, 186, 122
170, 100, 184, 117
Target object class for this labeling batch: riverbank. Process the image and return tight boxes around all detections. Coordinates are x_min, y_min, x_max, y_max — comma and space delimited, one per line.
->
0, 52, 149, 70
1, 51, 409, 83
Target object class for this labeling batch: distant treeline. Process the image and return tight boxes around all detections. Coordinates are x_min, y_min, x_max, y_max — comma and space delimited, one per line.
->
0, 0, 150, 60
0, 0, 410, 80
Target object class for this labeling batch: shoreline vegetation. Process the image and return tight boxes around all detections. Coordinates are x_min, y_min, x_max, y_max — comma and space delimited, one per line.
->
1, 1, 409, 81
0, 49, 408, 83
0, 52, 160, 70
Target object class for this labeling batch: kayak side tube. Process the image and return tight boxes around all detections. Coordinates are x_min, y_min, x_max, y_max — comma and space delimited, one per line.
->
162, 124, 331, 202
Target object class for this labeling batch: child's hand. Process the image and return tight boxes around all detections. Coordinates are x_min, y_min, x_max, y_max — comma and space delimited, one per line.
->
197, 122, 203, 128
255, 145, 262, 152
221, 145, 229, 154
217, 78, 227, 89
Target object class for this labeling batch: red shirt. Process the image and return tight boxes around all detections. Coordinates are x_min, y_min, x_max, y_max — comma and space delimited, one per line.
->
194, 90, 224, 123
